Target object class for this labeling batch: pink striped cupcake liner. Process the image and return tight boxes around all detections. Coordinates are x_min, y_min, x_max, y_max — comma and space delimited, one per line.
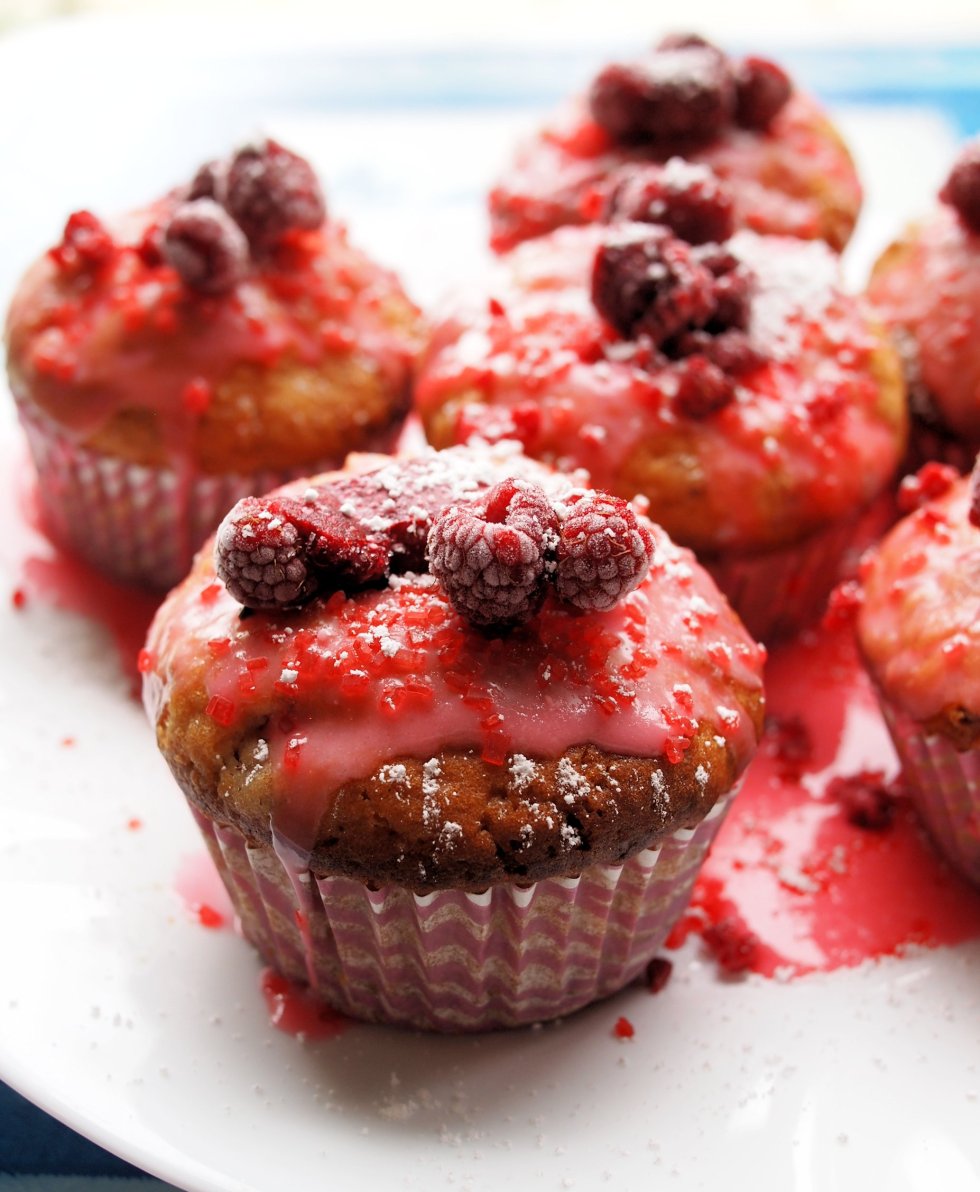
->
877, 696, 980, 885
191, 788, 736, 1033
704, 510, 869, 643
16, 402, 356, 591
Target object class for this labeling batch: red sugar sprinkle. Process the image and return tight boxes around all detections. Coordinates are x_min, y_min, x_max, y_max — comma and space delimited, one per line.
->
195, 903, 225, 929
126, 817, 142, 831
283, 735, 307, 772
205, 694, 236, 727
200, 583, 222, 605
61, 736, 76, 748
181, 377, 213, 416
206, 637, 232, 657
136, 648, 155, 674
11, 588, 27, 610
646, 956, 673, 994
612, 1015, 635, 1040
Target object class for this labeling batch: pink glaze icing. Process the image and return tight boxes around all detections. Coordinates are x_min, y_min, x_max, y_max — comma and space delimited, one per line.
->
4, 198, 418, 455
416, 225, 902, 552
867, 205, 980, 443
857, 475, 980, 721
488, 91, 861, 252
143, 446, 765, 854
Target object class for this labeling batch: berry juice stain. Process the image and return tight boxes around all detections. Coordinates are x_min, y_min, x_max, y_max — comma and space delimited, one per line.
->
174, 851, 234, 932
260, 969, 353, 1041
672, 619, 980, 978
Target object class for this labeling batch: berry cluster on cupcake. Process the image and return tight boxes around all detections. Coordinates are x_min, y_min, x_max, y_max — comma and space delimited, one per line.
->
489, 33, 862, 254
5, 138, 425, 590
867, 138, 980, 472
417, 169, 906, 641
143, 445, 765, 1030
857, 456, 980, 885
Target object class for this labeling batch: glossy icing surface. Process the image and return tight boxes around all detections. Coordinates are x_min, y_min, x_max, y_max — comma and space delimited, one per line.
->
858, 476, 980, 720
5, 199, 420, 463
416, 224, 903, 553
143, 447, 764, 855
867, 205, 980, 443
488, 91, 861, 253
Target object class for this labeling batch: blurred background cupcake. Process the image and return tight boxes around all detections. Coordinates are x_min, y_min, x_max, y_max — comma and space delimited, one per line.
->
4, 137, 425, 590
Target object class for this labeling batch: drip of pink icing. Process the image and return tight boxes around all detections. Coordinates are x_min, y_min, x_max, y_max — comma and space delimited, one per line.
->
174, 850, 234, 931
416, 224, 898, 552
857, 476, 980, 720
867, 205, 980, 441
488, 90, 861, 252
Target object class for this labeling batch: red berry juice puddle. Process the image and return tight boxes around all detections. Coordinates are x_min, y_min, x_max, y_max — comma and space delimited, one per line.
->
7, 450, 161, 692
260, 969, 353, 1041
670, 619, 980, 978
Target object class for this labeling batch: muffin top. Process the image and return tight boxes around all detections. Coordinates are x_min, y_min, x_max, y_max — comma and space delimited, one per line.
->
489, 35, 861, 253
867, 141, 980, 444
5, 139, 424, 474
143, 445, 765, 891
857, 464, 980, 740
417, 222, 906, 554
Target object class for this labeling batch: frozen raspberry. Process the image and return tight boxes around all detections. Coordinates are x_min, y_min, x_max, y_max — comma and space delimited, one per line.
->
225, 138, 326, 248
592, 227, 717, 344
49, 210, 115, 272
693, 244, 754, 331
427, 480, 558, 629
555, 493, 654, 612
605, 160, 736, 245
655, 32, 721, 54
187, 158, 228, 202
940, 140, 980, 234
588, 46, 735, 145
734, 57, 793, 130
673, 355, 737, 418
896, 461, 959, 514
670, 328, 763, 374
162, 199, 249, 295
969, 455, 980, 528
215, 494, 389, 610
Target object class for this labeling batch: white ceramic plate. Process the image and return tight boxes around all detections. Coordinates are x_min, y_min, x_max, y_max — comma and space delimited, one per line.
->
1, 16, 979, 1192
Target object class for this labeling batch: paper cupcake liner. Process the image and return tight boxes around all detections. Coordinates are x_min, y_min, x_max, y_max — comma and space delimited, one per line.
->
704, 512, 866, 643
17, 404, 335, 591
877, 695, 980, 885
190, 789, 736, 1033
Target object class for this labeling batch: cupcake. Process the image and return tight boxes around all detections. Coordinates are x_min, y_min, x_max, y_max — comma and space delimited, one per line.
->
856, 458, 980, 884
142, 444, 765, 1031
416, 220, 907, 642
867, 138, 980, 472
5, 138, 425, 590
488, 33, 861, 254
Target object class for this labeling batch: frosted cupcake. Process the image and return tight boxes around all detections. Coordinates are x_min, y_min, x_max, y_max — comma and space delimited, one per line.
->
867, 138, 980, 471
5, 139, 425, 590
856, 458, 980, 885
489, 33, 861, 254
142, 444, 765, 1031
416, 218, 906, 641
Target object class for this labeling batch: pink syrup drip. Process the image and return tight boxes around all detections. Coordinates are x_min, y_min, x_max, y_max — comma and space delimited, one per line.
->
260, 968, 353, 1041
9, 449, 161, 692
670, 618, 980, 978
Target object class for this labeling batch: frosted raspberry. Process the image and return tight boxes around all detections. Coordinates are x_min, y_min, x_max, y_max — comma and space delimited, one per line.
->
673, 355, 736, 418
671, 328, 763, 375
592, 226, 717, 344
427, 479, 558, 629
555, 493, 654, 611
588, 46, 735, 145
187, 158, 228, 202
605, 160, 735, 245
162, 199, 249, 295
940, 140, 980, 234
693, 244, 754, 331
969, 455, 980, 528
734, 57, 792, 129
49, 210, 115, 272
215, 494, 389, 610
226, 138, 326, 247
